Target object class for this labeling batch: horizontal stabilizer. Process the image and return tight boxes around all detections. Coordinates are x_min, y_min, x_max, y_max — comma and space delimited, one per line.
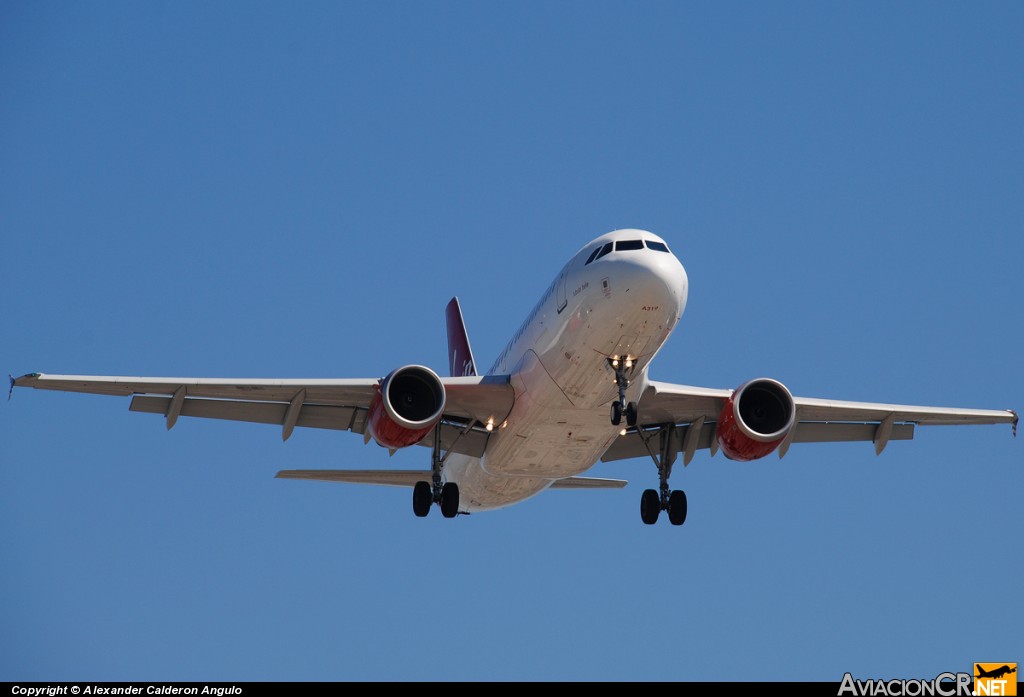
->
275, 470, 628, 490
276, 469, 431, 487
549, 476, 628, 489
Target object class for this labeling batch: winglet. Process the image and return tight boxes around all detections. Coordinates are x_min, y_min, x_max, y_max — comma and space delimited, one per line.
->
1012, 410, 1018, 437
6, 372, 35, 399
446, 297, 477, 377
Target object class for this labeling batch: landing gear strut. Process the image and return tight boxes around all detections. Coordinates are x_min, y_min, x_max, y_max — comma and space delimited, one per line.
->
608, 356, 637, 427
636, 423, 687, 526
412, 422, 460, 518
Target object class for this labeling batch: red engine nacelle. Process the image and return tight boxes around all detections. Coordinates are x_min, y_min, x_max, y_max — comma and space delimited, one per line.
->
366, 365, 446, 449
716, 378, 796, 461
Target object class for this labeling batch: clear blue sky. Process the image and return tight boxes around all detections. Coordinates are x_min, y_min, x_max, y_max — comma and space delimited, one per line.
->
2, 2, 1021, 682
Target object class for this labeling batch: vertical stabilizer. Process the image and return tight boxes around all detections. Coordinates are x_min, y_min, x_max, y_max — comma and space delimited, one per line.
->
446, 297, 477, 377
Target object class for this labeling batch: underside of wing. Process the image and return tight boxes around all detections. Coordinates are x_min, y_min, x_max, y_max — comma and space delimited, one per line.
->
11, 371, 515, 459
603, 379, 1017, 464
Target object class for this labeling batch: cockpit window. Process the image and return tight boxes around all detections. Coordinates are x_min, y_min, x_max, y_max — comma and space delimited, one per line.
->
588, 240, 661, 263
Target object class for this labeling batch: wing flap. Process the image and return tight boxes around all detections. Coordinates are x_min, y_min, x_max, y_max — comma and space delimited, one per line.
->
792, 422, 914, 443
127, 395, 489, 456
129, 396, 366, 432
602, 421, 916, 463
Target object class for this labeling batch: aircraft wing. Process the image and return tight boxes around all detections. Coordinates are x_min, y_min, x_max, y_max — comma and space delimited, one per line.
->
603, 379, 1018, 464
10, 372, 514, 458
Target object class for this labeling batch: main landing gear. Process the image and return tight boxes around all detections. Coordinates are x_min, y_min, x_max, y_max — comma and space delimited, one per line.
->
413, 423, 460, 518
636, 424, 688, 527
607, 355, 686, 526
608, 356, 637, 428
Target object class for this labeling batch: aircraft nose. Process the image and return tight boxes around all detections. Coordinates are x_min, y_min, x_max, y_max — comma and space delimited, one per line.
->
607, 248, 688, 319
655, 251, 688, 316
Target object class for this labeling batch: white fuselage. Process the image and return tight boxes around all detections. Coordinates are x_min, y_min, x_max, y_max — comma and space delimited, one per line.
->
447, 229, 689, 512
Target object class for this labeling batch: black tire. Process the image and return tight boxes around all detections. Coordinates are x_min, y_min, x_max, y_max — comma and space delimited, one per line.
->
640, 488, 660, 525
611, 401, 623, 426
625, 402, 638, 427
412, 481, 432, 518
668, 489, 687, 526
440, 481, 460, 518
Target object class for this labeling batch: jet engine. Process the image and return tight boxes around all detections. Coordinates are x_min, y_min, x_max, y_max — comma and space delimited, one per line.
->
716, 378, 796, 461
366, 365, 446, 449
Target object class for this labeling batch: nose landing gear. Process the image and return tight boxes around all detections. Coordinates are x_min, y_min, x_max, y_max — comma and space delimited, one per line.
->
608, 356, 638, 427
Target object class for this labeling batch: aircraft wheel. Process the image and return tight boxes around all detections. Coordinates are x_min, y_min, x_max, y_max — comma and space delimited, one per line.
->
412, 481, 432, 518
668, 489, 687, 526
625, 402, 638, 427
440, 482, 460, 518
640, 488, 660, 525
611, 401, 623, 426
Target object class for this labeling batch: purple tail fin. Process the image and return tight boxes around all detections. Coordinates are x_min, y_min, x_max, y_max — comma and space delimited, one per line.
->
446, 297, 477, 377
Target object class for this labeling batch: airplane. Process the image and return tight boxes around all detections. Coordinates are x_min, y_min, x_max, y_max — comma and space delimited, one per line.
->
976, 665, 1017, 680
10, 229, 1018, 525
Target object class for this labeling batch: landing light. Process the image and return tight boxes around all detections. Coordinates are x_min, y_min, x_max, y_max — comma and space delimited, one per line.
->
624, 359, 633, 369
485, 419, 495, 432
619, 428, 627, 436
